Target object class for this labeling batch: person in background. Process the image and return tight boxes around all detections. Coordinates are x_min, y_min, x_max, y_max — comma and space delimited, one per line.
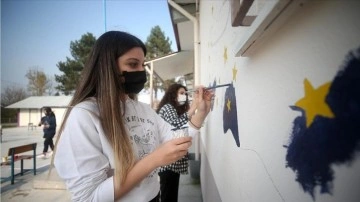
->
54, 31, 214, 202
156, 83, 198, 202
38, 107, 56, 158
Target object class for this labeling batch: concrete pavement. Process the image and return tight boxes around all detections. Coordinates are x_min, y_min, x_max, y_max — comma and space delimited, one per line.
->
0, 127, 202, 202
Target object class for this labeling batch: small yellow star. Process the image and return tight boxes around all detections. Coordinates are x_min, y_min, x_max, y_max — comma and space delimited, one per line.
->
295, 79, 335, 128
224, 47, 228, 64
232, 64, 238, 81
226, 98, 231, 112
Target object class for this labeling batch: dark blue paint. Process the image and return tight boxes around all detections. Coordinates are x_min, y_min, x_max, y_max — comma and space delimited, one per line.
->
286, 49, 360, 199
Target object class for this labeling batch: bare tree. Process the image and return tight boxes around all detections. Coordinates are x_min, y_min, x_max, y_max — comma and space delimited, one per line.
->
1, 86, 28, 124
46, 75, 55, 95
1, 86, 28, 107
25, 68, 53, 96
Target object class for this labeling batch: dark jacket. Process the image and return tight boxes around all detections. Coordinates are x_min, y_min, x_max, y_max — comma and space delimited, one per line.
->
40, 115, 57, 138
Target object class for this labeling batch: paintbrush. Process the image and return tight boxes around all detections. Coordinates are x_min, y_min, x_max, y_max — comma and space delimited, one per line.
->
186, 83, 231, 93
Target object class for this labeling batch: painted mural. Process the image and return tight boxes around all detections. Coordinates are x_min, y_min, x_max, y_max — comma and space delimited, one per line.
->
223, 83, 240, 147
285, 48, 360, 199
206, 44, 240, 148
208, 78, 240, 147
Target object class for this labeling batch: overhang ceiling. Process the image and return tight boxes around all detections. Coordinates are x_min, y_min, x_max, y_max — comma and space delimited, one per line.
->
170, 0, 197, 24
145, 50, 194, 81
146, 0, 197, 81
169, 0, 196, 51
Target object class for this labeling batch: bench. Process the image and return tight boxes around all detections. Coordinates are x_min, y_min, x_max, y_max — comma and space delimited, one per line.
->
28, 123, 37, 130
1, 143, 37, 184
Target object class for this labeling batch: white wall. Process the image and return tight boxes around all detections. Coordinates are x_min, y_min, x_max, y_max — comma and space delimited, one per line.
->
52, 108, 68, 128
199, 0, 360, 201
19, 109, 42, 127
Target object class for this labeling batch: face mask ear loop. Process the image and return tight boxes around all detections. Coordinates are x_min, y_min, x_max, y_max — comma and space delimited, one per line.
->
118, 71, 127, 83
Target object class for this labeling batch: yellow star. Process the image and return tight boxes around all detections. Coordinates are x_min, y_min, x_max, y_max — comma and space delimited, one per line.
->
224, 47, 228, 64
226, 98, 231, 112
232, 64, 238, 81
295, 79, 335, 128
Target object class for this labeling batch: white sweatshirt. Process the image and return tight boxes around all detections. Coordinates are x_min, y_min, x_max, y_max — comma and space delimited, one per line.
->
54, 98, 199, 202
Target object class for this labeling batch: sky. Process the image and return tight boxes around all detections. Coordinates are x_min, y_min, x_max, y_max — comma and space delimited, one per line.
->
1, 0, 177, 92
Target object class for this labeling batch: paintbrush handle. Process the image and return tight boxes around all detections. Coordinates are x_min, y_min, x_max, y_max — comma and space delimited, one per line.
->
186, 83, 231, 93
205, 83, 231, 90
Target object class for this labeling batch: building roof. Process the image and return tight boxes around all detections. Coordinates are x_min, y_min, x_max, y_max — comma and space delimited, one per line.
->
6, 96, 72, 109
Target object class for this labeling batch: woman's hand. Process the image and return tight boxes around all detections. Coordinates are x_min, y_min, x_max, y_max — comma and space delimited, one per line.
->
192, 86, 214, 114
114, 136, 192, 200
188, 86, 214, 129
151, 136, 192, 167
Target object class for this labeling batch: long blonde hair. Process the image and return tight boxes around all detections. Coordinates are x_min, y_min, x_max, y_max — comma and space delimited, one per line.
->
57, 31, 147, 187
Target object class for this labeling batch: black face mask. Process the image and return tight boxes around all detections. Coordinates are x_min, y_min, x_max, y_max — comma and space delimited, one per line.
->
120, 71, 147, 94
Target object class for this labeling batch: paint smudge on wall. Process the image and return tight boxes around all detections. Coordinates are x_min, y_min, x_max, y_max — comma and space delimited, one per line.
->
224, 46, 228, 64
232, 64, 238, 82
285, 48, 360, 199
